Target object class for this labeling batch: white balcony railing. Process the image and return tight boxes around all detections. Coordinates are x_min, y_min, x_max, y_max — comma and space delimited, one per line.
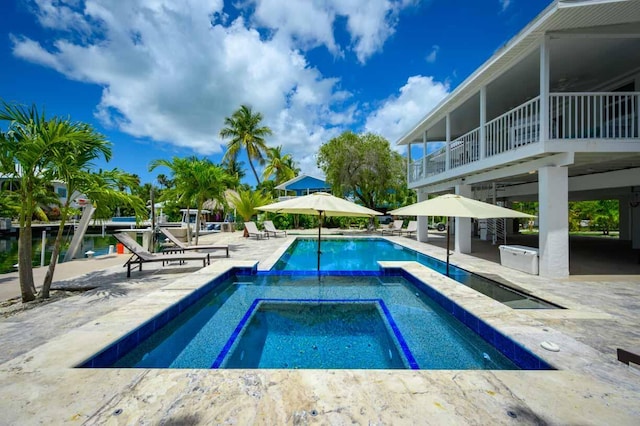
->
409, 92, 640, 184
425, 147, 446, 177
486, 96, 540, 158
550, 92, 639, 139
409, 159, 424, 182
450, 128, 480, 169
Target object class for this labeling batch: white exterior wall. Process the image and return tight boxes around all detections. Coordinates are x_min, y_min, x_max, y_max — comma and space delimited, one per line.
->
455, 184, 472, 254
538, 166, 569, 278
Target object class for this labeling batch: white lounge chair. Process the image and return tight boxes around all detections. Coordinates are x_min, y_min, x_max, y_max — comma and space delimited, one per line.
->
400, 220, 418, 237
244, 221, 269, 239
113, 232, 210, 278
263, 220, 287, 237
159, 227, 229, 257
381, 220, 404, 236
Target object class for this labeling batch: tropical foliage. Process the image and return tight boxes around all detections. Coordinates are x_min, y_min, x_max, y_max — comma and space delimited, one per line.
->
219, 105, 272, 185
150, 156, 234, 244
317, 131, 408, 210
227, 188, 272, 236
0, 100, 145, 301
262, 145, 298, 184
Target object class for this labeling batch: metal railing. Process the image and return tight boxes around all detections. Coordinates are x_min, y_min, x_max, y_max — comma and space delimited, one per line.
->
408, 92, 640, 184
550, 92, 639, 139
449, 128, 480, 169
486, 96, 540, 157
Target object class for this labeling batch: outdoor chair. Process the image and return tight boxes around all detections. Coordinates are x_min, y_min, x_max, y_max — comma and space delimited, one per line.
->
381, 220, 404, 236
159, 227, 229, 257
244, 221, 269, 239
113, 232, 210, 278
400, 220, 418, 237
263, 220, 287, 237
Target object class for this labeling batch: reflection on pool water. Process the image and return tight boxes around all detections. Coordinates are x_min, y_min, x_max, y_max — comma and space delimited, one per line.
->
83, 272, 553, 370
273, 238, 560, 310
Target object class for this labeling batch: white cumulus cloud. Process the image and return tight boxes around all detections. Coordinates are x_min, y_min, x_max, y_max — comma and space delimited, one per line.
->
11, 0, 430, 177
364, 75, 449, 146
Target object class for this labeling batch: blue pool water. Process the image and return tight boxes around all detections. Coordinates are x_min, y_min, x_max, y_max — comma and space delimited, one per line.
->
273, 238, 559, 309
88, 272, 549, 370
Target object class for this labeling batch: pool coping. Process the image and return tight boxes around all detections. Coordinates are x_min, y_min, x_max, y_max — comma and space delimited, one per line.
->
1, 253, 638, 424
1, 257, 604, 375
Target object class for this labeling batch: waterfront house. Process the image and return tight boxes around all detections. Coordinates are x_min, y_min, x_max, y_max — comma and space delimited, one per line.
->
397, 0, 640, 277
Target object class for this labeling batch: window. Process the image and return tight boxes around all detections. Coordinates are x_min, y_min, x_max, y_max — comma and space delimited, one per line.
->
57, 187, 67, 198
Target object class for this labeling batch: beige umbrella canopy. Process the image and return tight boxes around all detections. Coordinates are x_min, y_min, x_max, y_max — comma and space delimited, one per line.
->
389, 194, 535, 275
257, 192, 382, 271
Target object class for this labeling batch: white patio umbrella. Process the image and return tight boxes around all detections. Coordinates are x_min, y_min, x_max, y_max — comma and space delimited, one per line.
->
389, 194, 535, 276
257, 192, 382, 271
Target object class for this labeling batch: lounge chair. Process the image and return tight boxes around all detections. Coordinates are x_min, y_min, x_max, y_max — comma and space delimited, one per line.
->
244, 221, 269, 239
400, 220, 418, 237
159, 227, 229, 257
381, 220, 404, 236
263, 220, 287, 237
113, 232, 210, 278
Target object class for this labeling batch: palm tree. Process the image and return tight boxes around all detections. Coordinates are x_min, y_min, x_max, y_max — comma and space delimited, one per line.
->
228, 189, 272, 237
40, 168, 147, 297
0, 100, 146, 301
221, 156, 246, 187
0, 101, 68, 301
150, 157, 233, 245
219, 105, 272, 185
262, 145, 297, 184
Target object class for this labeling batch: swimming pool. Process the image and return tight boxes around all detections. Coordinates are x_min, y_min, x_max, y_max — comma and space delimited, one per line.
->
81, 269, 553, 371
273, 238, 560, 309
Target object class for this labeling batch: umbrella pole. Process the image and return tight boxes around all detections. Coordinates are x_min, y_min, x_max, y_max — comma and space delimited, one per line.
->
446, 216, 451, 277
317, 211, 323, 272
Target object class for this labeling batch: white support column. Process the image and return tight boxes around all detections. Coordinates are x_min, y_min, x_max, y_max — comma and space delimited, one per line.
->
619, 197, 631, 241
479, 86, 486, 159
445, 114, 451, 171
538, 166, 569, 278
422, 131, 428, 178
539, 36, 550, 142
417, 190, 429, 242
455, 184, 472, 254
407, 143, 412, 183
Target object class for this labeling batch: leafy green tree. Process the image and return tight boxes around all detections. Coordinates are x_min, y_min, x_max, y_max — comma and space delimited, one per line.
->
150, 157, 233, 245
41, 169, 146, 297
219, 105, 272, 185
262, 145, 296, 184
228, 188, 272, 237
317, 131, 405, 210
0, 100, 145, 301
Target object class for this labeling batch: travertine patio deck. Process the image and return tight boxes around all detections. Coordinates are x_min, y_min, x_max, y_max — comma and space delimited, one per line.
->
0, 229, 638, 424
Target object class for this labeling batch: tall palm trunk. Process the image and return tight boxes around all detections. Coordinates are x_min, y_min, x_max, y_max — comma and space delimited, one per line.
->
18, 192, 37, 302
40, 202, 71, 298
247, 156, 261, 185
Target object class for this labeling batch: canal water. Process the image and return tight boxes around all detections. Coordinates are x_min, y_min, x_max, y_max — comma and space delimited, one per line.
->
0, 233, 117, 274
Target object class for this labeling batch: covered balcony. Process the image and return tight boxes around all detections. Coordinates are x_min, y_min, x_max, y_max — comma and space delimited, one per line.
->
409, 92, 640, 184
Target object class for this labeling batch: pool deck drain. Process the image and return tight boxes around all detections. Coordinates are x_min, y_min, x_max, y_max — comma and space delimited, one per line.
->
0, 230, 638, 424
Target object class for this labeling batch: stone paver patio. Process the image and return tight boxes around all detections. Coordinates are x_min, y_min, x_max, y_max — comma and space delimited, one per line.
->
0, 229, 638, 424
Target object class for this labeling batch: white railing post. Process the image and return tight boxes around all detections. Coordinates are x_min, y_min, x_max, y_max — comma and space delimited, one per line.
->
445, 114, 451, 170
422, 131, 428, 178
480, 86, 486, 160
407, 143, 412, 182
540, 36, 550, 142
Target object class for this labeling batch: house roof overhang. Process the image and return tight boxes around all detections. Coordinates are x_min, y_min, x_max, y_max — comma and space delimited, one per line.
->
397, 0, 640, 146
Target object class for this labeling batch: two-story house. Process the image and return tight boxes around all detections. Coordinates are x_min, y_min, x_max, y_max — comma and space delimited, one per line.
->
398, 0, 640, 278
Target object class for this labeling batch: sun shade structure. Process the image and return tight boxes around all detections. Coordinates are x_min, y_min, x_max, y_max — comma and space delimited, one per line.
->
389, 194, 535, 276
257, 192, 382, 271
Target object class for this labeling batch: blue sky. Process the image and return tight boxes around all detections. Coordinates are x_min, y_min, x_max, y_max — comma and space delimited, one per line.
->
0, 0, 551, 185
